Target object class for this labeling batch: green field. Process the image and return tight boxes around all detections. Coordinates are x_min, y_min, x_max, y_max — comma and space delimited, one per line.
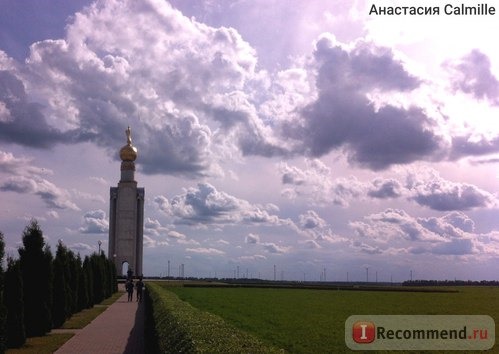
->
159, 284, 499, 353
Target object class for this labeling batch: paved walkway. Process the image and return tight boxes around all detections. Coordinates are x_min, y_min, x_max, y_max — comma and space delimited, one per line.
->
55, 285, 145, 354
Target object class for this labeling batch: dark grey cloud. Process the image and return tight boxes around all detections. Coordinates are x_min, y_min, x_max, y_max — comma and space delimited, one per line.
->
285, 36, 446, 170
430, 238, 474, 255
451, 135, 499, 160
0, 70, 70, 148
1, 176, 79, 210
445, 49, 499, 104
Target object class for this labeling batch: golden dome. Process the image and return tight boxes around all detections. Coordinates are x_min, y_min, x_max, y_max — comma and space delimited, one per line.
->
119, 126, 138, 161
120, 144, 137, 161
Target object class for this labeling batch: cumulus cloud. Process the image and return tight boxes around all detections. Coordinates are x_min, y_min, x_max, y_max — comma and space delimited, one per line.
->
0, 0, 290, 177
238, 254, 266, 261
69, 242, 94, 253
79, 209, 109, 234
144, 217, 169, 237
279, 159, 364, 206
302, 239, 321, 249
262, 242, 290, 254
1, 0, 495, 180
186, 247, 225, 255
406, 169, 496, 211
350, 209, 489, 257
245, 233, 260, 244
155, 182, 290, 226
167, 230, 186, 239
351, 208, 442, 242
418, 212, 474, 239
368, 178, 403, 199
299, 210, 326, 229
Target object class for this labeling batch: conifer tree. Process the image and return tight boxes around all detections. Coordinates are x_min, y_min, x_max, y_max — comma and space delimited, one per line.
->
68, 251, 79, 314
0, 232, 5, 353
90, 253, 105, 304
18, 220, 53, 336
52, 241, 71, 328
76, 254, 89, 311
83, 256, 94, 308
4, 257, 25, 348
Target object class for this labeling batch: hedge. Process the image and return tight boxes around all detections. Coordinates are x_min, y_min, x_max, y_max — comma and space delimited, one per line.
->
145, 282, 284, 353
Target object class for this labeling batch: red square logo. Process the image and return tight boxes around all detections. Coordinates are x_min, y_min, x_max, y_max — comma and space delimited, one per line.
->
352, 321, 375, 343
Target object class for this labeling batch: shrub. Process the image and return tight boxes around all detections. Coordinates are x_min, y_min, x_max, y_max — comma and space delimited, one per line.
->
146, 283, 282, 353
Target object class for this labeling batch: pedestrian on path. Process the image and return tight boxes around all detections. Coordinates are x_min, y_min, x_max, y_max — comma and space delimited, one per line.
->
136, 276, 144, 302
126, 279, 134, 302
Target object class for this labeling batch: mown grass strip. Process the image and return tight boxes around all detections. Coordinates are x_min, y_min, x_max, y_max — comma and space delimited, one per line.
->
61, 291, 125, 329
7, 291, 125, 353
6, 333, 73, 354
146, 282, 284, 353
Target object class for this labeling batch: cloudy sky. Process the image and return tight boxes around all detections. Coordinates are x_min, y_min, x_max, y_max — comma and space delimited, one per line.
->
1, 0, 498, 281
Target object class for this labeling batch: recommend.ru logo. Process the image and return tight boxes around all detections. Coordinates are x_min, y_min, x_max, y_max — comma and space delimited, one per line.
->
345, 315, 495, 350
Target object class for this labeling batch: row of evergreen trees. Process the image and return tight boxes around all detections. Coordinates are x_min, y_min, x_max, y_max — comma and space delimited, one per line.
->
0, 220, 117, 351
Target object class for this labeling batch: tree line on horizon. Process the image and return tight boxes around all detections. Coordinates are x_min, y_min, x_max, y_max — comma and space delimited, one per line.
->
0, 219, 117, 351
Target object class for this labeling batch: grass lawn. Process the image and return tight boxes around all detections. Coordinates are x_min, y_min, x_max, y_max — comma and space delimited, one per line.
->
6, 334, 73, 354
62, 291, 124, 329
166, 285, 499, 353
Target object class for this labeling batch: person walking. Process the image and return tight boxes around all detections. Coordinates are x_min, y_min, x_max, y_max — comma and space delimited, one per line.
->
136, 276, 144, 302
126, 279, 134, 302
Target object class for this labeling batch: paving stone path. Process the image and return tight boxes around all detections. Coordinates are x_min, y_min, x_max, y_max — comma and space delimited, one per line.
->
54, 285, 145, 354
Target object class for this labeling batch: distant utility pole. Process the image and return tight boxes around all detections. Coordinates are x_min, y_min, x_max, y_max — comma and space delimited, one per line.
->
324, 267, 327, 282
366, 267, 369, 282
375, 271, 378, 283
237, 266, 240, 279
274, 265, 276, 281
168, 260, 170, 277
410, 270, 413, 282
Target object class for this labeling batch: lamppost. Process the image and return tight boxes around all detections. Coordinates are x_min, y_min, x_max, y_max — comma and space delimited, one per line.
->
98, 240, 102, 255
